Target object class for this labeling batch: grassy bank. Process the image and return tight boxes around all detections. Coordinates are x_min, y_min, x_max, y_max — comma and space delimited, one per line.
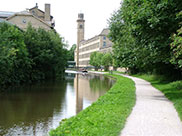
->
49, 74, 135, 136
133, 74, 182, 120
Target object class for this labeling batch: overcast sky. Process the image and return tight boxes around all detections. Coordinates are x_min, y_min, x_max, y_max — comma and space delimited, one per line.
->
0, 0, 121, 48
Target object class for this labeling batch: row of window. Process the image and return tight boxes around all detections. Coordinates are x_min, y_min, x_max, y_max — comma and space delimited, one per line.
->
103, 41, 106, 46
79, 43, 99, 53
82, 37, 100, 45
79, 52, 91, 59
103, 36, 107, 47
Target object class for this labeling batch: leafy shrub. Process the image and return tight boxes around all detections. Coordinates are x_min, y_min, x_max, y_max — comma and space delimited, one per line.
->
171, 81, 182, 90
0, 23, 67, 87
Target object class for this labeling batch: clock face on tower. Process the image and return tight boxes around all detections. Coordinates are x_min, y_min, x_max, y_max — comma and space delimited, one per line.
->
22, 19, 26, 24
79, 24, 83, 29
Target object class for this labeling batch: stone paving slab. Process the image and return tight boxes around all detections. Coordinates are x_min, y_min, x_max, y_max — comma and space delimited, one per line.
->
119, 74, 182, 136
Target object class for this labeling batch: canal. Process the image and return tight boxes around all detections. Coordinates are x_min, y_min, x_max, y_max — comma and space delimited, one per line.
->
0, 73, 114, 136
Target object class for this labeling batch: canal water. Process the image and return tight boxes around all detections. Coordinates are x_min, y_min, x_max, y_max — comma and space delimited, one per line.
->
0, 73, 114, 136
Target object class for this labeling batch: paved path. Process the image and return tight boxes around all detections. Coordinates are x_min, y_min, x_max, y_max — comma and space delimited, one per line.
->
119, 74, 182, 136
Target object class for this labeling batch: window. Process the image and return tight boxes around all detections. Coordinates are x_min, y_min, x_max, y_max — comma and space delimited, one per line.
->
103, 36, 106, 40
103, 41, 106, 47
32, 10, 35, 15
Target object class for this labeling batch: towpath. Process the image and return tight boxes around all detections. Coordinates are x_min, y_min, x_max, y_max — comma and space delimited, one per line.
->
119, 74, 182, 136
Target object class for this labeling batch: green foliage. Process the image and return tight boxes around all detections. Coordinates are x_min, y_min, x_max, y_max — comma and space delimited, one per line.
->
0, 23, 31, 85
89, 52, 97, 67
102, 53, 113, 71
171, 27, 182, 69
109, 0, 182, 76
24, 25, 67, 80
134, 74, 182, 121
89, 52, 103, 70
0, 23, 67, 87
89, 52, 97, 66
49, 74, 135, 136
89, 75, 114, 91
90, 52, 114, 71
67, 44, 76, 61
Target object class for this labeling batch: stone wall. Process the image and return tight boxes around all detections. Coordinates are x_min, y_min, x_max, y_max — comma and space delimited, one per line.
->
29, 8, 44, 21
7, 15, 51, 31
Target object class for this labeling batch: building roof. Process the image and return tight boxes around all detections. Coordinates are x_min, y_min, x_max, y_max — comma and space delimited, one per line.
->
80, 28, 110, 45
6, 11, 52, 28
0, 11, 15, 18
99, 28, 109, 36
29, 4, 53, 19
0, 18, 13, 25
0, 18, 5, 22
29, 6, 44, 14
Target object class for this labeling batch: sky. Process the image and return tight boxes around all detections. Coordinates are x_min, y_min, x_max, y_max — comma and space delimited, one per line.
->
0, 0, 121, 48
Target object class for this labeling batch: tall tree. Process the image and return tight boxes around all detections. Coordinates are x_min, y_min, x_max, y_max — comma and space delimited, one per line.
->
68, 44, 76, 61
102, 53, 112, 71
0, 23, 31, 85
109, 0, 182, 76
90, 52, 103, 70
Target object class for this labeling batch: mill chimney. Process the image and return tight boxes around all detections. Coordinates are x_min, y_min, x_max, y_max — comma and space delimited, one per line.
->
36, 3, 38, 8
45, 3, 51, 22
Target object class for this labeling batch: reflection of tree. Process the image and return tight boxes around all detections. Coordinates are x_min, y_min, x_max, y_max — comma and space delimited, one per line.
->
89, 75, 114, 92
0, 74, 115, 135
0, 80, 67, 135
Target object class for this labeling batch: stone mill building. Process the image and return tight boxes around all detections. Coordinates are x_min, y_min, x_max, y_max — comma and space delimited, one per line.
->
0, 3, 55, 30
75, 13, 113, 67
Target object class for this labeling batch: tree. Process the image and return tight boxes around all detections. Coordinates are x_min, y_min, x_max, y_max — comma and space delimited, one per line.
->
24, 25, 67, 80
67, 44, 76, 61
0, 22, 31, 85
170, 27, 182, 70
0, 23, 68, 87
102, 53, 112, 71
89, 52, 103, 70
109, 0, 182, 76
90, 52, 97, 68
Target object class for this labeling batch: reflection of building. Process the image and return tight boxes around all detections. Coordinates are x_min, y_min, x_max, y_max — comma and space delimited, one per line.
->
75, 13, 113, 67
65, 73, 76, 80
0, 3, 55, 30
74, 74, 108, 113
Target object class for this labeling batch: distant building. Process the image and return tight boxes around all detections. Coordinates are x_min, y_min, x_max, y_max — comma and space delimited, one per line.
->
29, 3, 55, 28
0, 3, 55, 30
75, 13, 113, 67
67, 61, 76, 68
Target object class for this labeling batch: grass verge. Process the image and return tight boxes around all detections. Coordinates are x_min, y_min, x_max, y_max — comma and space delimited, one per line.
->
133, 74, 182, 121
49, 74, 136, 136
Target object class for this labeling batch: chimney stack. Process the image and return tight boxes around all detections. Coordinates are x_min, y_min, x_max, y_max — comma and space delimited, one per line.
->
36, 3, 38, 8
45, 3, 51, 22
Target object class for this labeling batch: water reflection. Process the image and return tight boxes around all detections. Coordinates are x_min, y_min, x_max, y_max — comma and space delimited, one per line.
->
0, 80, 67, 136
0, 73, 114, 136
75, 74, 115, 113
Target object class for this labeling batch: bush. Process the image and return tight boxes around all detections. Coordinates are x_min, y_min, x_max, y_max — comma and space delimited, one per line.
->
0, 23, 67, 87
171, 81, 182, 90
0, 23, 31, 86
24, 25, 67, 81
109, 0, 182, 77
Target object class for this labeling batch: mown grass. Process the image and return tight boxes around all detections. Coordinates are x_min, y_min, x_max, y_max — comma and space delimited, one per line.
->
133, 74, 182, 121
49, 74, 136, 136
